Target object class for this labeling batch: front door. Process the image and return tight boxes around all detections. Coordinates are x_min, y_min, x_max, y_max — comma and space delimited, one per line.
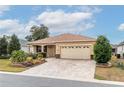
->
47, 45, 56, 57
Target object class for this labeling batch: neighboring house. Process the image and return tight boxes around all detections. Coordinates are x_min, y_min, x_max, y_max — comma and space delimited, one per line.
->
111, 44, 117, 56
28, 33, 96, 60
20, 39, 28, 53
21, 45, 28, 53
117, 41, 124, 58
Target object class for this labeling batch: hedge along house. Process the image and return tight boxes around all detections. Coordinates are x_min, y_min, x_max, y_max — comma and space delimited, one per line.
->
28, 33, 96, 60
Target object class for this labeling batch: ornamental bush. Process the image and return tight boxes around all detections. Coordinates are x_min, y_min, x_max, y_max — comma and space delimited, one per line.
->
26, 57, 33, 62
27, 53, 37, 59
10, 50, 27, 63
94, 35, 112, 64
37, 53, 43, 60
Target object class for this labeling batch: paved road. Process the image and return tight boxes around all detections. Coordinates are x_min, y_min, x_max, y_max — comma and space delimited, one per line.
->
0, 73, 123, 87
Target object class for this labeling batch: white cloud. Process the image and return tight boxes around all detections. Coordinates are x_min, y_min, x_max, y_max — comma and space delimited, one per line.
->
78, 6, 102, 13
0, 6, 10, 15
0, 19, 27, 38
36, 10, 95, 35
0, 6, 100, 38
118, 23, 124, 31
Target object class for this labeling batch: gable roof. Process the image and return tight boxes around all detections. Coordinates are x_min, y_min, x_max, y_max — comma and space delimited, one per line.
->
118, 41, 124, 46
111, 44, 118, 48
28, 33, 96, 45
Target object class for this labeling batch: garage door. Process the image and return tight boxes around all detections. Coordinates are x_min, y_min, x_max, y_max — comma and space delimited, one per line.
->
60, 46, 91, 59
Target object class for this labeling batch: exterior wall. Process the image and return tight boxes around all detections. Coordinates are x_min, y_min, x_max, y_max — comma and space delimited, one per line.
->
28, 41, 96, 59
55, 41, 96, 56
117, 45, 124, 58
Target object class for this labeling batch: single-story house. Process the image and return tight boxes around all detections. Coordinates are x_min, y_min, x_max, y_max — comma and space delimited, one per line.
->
117, 41, 124, 58
28, 33, 96, 59
111, 44, 117, 56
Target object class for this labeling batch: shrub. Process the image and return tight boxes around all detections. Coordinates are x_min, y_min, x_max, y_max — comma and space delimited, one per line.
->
27, 53, 37, 59
37, 53, 43, 60
94, 35, 112, 64
26, 57, 33, 62
110, 55, 118, 66
10, 50, 27, 63
41, 52, 47, 58
111, 55, 117, 62
0, 55, 10, 59
116, 62, 124, 70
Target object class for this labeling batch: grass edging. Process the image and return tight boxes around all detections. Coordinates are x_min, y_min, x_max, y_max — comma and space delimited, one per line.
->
94, 74, 106, 80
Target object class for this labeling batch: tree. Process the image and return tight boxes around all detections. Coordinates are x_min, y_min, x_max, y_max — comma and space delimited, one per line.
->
25, 35, 32, 42
8, 34, 21, 54
0, 35, 8, 56
94, 35, 112, 63
25, 24, 49, 41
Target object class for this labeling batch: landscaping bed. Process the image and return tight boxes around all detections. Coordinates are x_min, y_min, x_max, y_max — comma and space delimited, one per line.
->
11, 59, 46, 68
0, 51, 46, 72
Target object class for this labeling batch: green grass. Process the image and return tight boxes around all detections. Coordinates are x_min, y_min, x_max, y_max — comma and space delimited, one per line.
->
0, 59, 27, 72
94, 74, 106, 80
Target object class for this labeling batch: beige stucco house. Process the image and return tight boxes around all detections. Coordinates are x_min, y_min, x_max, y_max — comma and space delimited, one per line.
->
28, 33, 96, 59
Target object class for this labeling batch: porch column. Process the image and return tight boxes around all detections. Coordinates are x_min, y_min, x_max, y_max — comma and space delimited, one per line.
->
33, 46, 36, 53
41, 45, 44, 52
28, 45, 30, 53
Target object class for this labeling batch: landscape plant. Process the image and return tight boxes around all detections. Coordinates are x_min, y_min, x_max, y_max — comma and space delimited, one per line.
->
27, 53, 37, 59
0, 35, 8, 56
10, 50, 27, 63
25, 24, 49, 41
94, 35, 112, 64
8, 34, 21, 54
26, 57, 33, 63
37, 53, 43, 60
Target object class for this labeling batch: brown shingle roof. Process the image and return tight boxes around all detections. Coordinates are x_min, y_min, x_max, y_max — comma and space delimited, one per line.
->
28, 33, 96, 45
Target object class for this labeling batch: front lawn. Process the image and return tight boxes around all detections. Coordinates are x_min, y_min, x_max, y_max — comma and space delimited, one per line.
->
0, 59, 27, 72
95, 59, 124, 82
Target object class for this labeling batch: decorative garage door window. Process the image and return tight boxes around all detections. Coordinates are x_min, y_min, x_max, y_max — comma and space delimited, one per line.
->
61, 46, 90, 48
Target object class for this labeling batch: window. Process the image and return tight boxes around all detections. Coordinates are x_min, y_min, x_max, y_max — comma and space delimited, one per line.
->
44, 46, 47, 52
36, 46, 41, 52
79, 46, 82, 48
76, 46, 78, 48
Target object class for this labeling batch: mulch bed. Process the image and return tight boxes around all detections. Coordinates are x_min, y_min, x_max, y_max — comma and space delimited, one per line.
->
11, 59, 46, 68
96, 62, 112, 68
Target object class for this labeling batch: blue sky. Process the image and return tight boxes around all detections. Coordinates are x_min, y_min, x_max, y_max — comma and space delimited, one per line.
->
0, 5, 124, 44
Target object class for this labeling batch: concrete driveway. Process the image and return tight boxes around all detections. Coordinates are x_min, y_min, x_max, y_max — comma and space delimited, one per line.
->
21, 58, 96, 81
